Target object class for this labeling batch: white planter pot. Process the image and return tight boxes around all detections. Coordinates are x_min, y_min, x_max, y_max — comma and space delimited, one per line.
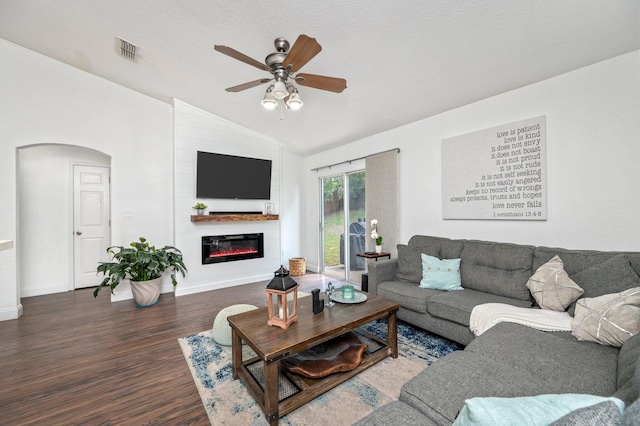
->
130, 278, 161, 308
375, 245, 382, 254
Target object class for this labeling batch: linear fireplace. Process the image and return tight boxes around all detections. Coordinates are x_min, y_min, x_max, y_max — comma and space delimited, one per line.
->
202, 234, 264, 264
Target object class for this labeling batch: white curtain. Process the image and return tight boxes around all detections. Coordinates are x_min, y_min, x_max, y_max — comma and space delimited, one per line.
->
365, 150, 398, 258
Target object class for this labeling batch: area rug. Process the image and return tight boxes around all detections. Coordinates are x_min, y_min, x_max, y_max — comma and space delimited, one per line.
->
178, 320, 461, 425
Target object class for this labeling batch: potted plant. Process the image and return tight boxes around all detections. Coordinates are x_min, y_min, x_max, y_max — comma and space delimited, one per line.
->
94, 237, 187, 307
371, 219, 383, 253
192, 202, 207, 215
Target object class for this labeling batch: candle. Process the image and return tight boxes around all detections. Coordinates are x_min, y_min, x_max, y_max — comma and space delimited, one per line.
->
342, 285, 354, 299
278, 305, 290, 319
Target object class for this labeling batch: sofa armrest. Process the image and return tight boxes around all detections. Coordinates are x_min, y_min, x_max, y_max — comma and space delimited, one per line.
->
368, 259, 398, 295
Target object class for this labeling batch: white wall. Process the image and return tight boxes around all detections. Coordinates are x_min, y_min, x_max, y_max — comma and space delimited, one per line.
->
18, 145, 110, 297
280, 149, 304, 264
173, 100, 291, 295
0, 39, 174, 317
303, 51, 640, 263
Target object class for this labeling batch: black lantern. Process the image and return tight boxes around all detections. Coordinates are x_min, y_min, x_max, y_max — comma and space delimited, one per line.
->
265, 265, 299, 329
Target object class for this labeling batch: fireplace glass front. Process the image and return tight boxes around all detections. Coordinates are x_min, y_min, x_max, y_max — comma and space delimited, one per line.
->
201, 234, 264, 264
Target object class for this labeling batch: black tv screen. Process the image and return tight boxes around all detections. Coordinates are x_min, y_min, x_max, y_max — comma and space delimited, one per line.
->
196, 151, 272, 200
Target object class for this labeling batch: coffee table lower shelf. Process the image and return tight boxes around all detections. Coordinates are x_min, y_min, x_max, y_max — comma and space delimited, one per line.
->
236, 328, 391, 422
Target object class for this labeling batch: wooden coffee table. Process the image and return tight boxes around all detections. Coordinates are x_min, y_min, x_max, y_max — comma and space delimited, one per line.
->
227, 292, 400, 425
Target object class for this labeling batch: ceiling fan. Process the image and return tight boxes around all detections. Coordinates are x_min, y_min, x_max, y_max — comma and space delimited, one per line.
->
214, 35, 347, 110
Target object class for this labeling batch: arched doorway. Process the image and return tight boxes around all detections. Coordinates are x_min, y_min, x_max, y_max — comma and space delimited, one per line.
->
17, 144, 111, 297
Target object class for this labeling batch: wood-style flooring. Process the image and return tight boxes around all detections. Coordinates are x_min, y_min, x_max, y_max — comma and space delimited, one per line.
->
0, 273, 348, 425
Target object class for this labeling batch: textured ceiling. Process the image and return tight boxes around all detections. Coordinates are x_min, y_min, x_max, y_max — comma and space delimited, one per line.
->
0, 0, 638, 156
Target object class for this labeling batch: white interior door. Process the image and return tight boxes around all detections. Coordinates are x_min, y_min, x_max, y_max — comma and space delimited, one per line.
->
73, 165, 110, 289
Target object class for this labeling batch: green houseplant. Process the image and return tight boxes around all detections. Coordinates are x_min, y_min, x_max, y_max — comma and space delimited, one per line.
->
192, 202, 207, 215
94, 237, 187, 307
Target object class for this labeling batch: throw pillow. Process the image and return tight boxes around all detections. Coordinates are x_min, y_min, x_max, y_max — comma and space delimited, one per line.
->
568, 254, 640, 316
571, 287, 640, 347
452, 394, 625, 426
395, 244, 425, 283
419, 254, 462, 291
526, 255, 584, 311
549, 400, 623, 426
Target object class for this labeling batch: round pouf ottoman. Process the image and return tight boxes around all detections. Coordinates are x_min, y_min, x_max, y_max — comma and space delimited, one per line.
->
212, 304, 258, 346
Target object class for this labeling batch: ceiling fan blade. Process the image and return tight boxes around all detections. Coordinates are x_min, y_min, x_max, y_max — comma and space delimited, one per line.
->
282, 35, 322, 73
214, 45, 271, 72
295, 73, 347, 93
225, 78, 272, 92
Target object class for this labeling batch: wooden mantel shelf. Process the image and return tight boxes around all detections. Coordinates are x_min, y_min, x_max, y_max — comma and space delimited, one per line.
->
191, 214, 279, 223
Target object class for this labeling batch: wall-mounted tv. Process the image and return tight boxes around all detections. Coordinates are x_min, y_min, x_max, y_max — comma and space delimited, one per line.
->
196, 151, 272, 200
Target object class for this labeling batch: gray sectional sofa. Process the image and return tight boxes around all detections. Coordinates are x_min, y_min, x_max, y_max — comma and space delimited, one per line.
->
355, 235, 640, 425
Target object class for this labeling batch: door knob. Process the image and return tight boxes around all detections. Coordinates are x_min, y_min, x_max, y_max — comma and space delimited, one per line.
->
75, 231, 82, 235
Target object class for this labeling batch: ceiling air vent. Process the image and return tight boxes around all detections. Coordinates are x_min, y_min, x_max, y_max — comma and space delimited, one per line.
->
116, 37, 138, 62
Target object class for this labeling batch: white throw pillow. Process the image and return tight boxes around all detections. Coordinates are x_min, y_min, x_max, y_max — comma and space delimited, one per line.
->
526, 255, 584, 311
571, 287, 640, 347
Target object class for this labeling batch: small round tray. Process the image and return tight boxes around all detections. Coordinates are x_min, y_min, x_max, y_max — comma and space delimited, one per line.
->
332, 289, 367, 304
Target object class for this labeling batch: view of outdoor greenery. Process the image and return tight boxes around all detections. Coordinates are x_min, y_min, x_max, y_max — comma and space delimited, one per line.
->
322, 172, 365, 267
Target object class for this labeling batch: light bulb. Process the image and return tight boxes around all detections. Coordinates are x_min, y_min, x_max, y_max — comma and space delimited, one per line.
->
286, 90, 303, 110
261, 88, 278, 110
272, 81, 288, 99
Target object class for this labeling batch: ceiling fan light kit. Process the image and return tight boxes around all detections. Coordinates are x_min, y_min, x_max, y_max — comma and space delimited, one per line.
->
286, 89, 303, 110
271, 80, 289, 99
261, 86, 278, 110
214, 35, 347, 114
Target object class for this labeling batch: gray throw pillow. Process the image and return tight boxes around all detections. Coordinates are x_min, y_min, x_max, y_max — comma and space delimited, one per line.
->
395, 245, 425, 283
569, 254, 640, 316
572, 287, 640, 347
550, 401, 622, 426
526, 255, 584, 311
623, 399, 640, 426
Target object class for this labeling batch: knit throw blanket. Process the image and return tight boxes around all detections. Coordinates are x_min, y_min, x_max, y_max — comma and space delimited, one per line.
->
470, 303, 573, 336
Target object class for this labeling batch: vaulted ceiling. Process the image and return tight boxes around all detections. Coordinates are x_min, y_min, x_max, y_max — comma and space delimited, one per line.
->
0, 1, 638, 156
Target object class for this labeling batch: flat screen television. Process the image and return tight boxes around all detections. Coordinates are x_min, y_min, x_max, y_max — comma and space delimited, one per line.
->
196, 151, 272, 200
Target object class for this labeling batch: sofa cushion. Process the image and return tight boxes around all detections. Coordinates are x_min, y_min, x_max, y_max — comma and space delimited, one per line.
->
460, 240, 535, 301
526, 255, 584, 311
534, 247, 640, 277
395, 236, 465, 283
378, 280, 437, 314
401, 349, 604, 425
612, 333, 640, 406
572, 287, 640, 347
464, 322, 619, 392
452, 394, 624, 426
419, 254, 463, 291
408, 235, 465, 259
402, 323, 620, 424
568, 254, 640, 315
427, 289, 531, 327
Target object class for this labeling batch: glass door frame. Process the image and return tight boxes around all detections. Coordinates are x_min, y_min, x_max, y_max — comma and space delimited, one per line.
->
319, 169, 365, 283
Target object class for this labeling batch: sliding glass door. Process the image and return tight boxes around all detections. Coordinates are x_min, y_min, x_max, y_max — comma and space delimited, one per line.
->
320, 171, 366, 282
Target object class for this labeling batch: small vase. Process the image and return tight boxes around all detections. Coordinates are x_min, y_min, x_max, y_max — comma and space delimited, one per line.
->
196, 209, 204, 216
375, 245, 382, 254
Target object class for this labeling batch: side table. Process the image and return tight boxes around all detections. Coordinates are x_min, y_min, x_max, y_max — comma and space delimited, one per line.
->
357, 252, 392, 292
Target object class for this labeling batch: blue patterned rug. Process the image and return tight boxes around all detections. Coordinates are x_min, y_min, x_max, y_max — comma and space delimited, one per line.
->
178, 320, 461, 425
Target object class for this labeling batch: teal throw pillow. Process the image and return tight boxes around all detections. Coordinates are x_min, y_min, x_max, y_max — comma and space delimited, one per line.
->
419, 254, 462, 291
452, 394, 625, 426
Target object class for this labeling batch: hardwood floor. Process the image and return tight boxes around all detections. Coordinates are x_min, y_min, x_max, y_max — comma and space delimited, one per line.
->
0, 273, 348, 425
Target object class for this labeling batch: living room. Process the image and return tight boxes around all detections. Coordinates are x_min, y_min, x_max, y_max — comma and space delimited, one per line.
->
1, 2, 639, 424
1, 2, 638, 319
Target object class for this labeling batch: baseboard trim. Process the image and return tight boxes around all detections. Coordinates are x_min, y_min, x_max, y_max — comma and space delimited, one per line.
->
175, 274, 273, 297
0, 303, 23, 321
